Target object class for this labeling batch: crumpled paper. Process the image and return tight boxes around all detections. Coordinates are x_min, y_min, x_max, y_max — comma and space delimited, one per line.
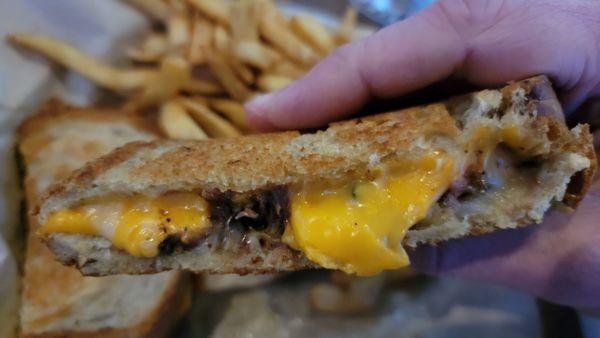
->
0, 1, 566, 337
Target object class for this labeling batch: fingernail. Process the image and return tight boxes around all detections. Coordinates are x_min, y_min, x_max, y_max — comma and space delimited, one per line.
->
245, 94, 277, 132
246, 93, 273, 109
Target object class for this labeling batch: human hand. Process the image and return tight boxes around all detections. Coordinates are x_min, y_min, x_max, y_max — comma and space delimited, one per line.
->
246, 0, 600, 130
245, 0, 600, 310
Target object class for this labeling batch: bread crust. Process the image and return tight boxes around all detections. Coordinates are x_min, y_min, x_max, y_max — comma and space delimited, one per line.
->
37, 102, 458, 206
36, 77, 597, 276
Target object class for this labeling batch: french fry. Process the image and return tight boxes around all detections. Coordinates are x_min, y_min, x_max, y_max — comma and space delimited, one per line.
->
143, 33, 169, 54
179, 98, 242, 138
230, 0, 279, 73
258, 1, 319, 66
120, 0, 169, 22
233, 40, 280, 70
229, 57, 254, 84
187, 96, 209, 105
7, 33, 155, 91
270, 60, 306, 79
188, 0, 230, 27
210, 26, 254, 84
257, 74, 293, 92
10, 0, 360, 141
230, 0, 260, 42
256, 0, 287, 26
335, 7, 357, 45
165, 0, 187, 14
188, 16, 213, 64
207, 51, 252, 102
289, 15, 335, 55
127, 33, 168, 62
142, 56, 190, 103
208, 98, 248, 130
183, 78, 224, 95
121, 94, 148, 114
167, 15, 190, 56
159, 101, 208, 140
213, 25, 230, 52
126, 48, 162, 63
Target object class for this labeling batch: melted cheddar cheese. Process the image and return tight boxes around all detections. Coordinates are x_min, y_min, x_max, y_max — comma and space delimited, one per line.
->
283, 152, 457, 276
40, 193, 209, 257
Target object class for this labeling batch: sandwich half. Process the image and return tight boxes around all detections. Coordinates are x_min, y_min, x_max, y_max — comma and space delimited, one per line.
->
18, 100, 190, 338
35, 76, 596, 277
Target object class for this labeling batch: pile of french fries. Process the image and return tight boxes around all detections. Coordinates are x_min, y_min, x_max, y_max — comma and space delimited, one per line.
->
8, 0, 358, 139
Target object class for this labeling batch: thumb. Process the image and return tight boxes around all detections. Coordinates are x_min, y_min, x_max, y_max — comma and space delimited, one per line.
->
245, 7, 466, 131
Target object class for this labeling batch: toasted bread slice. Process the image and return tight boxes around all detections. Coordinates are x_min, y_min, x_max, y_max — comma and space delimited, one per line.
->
36, 77, 596, 276
18, 100, 190, 338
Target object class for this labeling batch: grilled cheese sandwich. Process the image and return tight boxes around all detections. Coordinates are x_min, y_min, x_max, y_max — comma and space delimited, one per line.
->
34, 77, 597, 276
41, 152, 456, 275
